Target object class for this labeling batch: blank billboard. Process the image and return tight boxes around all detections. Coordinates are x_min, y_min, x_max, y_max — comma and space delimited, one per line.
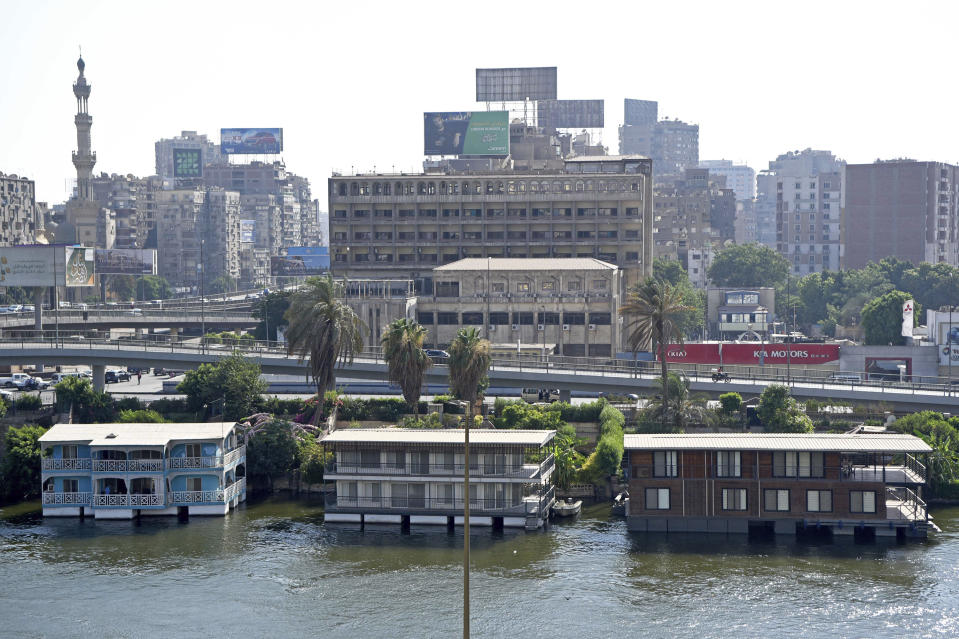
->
537, 99, 605, 129
475, 67, 557, 102
424, 112, 509, 156
221, 128, 284, 155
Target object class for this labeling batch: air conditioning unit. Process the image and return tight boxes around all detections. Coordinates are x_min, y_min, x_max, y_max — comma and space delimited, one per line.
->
562, 324, 570, 331
511, 324, 519, 330
537, 324, 545, 330
588, 323, 597, 330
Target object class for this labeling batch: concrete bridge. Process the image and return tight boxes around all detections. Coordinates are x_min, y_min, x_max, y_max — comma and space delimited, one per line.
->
0, 308, 258, 332
3, 337, 959, 412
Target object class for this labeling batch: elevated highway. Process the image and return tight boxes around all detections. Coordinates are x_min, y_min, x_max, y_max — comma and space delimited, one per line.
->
0, 308, 257, 332
4, 337, 959, 412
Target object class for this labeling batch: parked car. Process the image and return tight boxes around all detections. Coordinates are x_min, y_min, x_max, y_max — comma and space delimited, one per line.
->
0, 373, 38, 389
522, 388, 561, 403
425, 349, 450, 362
24, 376, 50, 390
105, 370, 131, 384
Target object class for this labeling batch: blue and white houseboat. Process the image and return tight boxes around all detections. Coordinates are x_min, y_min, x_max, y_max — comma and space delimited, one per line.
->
39, 422, 246, 519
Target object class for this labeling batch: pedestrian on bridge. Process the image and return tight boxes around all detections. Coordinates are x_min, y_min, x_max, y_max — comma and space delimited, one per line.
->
137, 371, 142, 385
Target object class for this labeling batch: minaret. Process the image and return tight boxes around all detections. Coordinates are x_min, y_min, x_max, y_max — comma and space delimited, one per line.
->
71, 55, 96, 201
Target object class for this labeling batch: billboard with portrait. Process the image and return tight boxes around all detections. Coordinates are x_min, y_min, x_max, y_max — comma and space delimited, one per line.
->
270, 246, 330, 277
240, 220, 255, 244
221, 128, 284, 155
938, 322, 959, 365
424, 112, 509, 156
94, 249, 157, 275
172, 148, 202, 178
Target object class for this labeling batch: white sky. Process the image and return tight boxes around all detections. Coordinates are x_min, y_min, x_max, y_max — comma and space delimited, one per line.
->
2, 0, 957, 204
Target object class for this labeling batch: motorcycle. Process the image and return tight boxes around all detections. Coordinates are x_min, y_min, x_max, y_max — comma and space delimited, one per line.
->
711, 370, 731, 383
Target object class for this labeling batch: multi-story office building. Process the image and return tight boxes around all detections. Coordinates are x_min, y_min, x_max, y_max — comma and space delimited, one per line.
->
653, 169, 733, 287
328, 155, 654, 292
155, 188, 241, 289
698, 160, 756, 201
844, 160, 959, 269
756, 149, 844, 275
154, 131, 223, 182
0, 172, 43, 245
420, 257, 624, 356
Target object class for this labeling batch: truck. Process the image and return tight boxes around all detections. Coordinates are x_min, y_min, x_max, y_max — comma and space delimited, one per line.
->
0, 373, 40, 389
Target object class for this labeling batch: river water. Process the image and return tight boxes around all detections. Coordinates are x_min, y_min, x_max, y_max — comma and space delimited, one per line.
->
1, 497, 958, 638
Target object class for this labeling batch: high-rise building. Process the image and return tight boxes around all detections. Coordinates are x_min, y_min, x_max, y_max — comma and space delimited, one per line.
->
844, 160, 959, 269
154, 131, 223, 183
328, 156, 654, 292
61, 56, 114, 248
155, 188, 240, 289
90, 173, 162, 249
757, 149, 844, 274
619, 100, 699, 178
698, 160, 756, 201
0, 172, 43, 245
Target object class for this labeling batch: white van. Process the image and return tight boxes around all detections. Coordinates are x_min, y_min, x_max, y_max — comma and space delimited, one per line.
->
828, 372, 862, 384
522, 388, 560, 403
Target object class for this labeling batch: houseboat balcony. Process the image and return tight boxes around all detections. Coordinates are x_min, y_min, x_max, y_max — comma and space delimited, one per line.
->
42, 492, 91, 506
42, 458, 92, 471
326, 485, 555, 517
92, 493, 165, 507
325, 454, 554, 481
886, 486, 928, 522
165, 445, 246, 470
92, 459, 164, 473
168, 478, 245, 505
628, 460, 925, 484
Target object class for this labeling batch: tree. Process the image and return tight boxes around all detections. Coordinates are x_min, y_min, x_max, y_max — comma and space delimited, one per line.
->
177, 354, 267, 421
707, 243, 789, 288
757, 385, 813, 433
54, 377, 116, 423
107, 274, 136, 301
246, 420, 298, 491
447, 326, 491, 638
285, 275, 365, 416
208, 275, 237, 294
135, 275, 172, 301
381, 318, 432, 415
0, 424, 48, 504
640, 373, 712, 432
551, 424, 584, 490
719, 392, 742, 415
653, 257, 688, 287
619, 279, 692, 428
297, 435, 330, 486
252, 290, 293, 341
861, 290, 919, 346
653, 259, 704, 338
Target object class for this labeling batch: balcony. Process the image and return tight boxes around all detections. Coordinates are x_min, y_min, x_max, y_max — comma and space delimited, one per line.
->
165, 445, 245, 470
92, 493, 164, 507
92, 459, 164, 473
327, 485, 554, 517
42, 458, 92, 471
42, 492, 91, 506
168, 478, 245, 505
325, 454, 554, 480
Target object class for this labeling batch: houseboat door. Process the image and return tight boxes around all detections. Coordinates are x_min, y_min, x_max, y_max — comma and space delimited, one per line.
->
408, 484, 426, 509
412, 451, 429, 475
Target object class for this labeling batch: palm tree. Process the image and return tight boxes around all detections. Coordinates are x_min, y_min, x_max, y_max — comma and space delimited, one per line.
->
447, 327, 491, 639
381, 318, 432, 415
642, 372, 713, 432
619, 278, 692, 428
285, 275, 365, 421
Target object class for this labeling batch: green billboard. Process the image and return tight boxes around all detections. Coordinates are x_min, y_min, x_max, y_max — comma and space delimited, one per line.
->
424, 111, 509, 156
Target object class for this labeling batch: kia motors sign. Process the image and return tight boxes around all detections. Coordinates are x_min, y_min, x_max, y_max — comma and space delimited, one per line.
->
662, 343, 839, 365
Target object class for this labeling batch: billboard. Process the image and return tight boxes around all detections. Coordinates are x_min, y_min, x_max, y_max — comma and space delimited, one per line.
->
270, 246, 330, 277
0, 245, 95, 286
63, 246, 96, 287
94, 249, 157, 275
172, 148, 202, 178
475, 67, 557, 102
537, 99, 605, 129
424, 112, 509, 156
938, 322, 959, 365
240, 220, 255, 244
221, 128, 284, 155
660, 343, 840, 365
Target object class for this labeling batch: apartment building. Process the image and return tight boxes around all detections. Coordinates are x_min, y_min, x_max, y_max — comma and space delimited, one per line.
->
698, 160, 756, 201
328, 155, 654, 293
0, 172, 42, 245
844, 160, 959, 268
90, 173, 163, 249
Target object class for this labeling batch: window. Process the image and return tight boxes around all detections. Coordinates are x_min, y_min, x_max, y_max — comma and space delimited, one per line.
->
185, 443, 202, 458
491, 282, 505, 293
645, 487, 670, 510
187, 477, 203, 492
592, 279, 607, 290
541, 281, 554, 291
850, 490, 876, 514
567, 280, 582, 291
437, 312, 458, 325
488, 312, 508, 325
62, 445, 78, 459
716, 451, 741, 477
516, 282, 530, 293
806, 490, 832, 512
417, 312, 434, 324
722, 488, 747, 511
764, 489, 790, 512
63, 478, 79, 493
773, 452, 824, 478
653, 451, 677, 477
435, 281, 459, 298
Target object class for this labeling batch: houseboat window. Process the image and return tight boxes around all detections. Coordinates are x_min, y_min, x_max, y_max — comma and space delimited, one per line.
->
850, 490, 876, 514
806, 490, 832, 512
764, 489, 790, 512
653, 451, 678, 477
185, 443, 202, 458
360, 450, 380, 468
63, 478, 79, 493
716, 451, 741, 477
773, 452, 824, 478
439, 484, 454, 504
62, 445, 78, 459
645, 487, 670, 510
468, 484, 478, 505
370, 482, 382, 504
186, 477, 202, 492
391, 483, 407, 507
343, 481, 358, 502
721, 488, 747, 511
439, 452, 454, 471
388, 450, 405, 469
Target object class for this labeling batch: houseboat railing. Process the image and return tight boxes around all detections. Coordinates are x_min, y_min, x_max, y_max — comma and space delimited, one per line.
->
42, 491, 91, 505
886, 486, 927, 521
168, 489, 226, 504
92, 459, 164, 473
325, 457, 553, 480
627, 462, 927, 483
167, 456, 221, 470
42, 458, 92, 471
904, 453, 926, 481
223, 445, 246, 467
326, 490, 554, 515
224, 478, 246, 502
91, 493, 163, 507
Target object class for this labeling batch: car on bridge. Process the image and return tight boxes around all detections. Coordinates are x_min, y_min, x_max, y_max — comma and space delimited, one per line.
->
105, 370, 131, 384
425, 349, 450, 363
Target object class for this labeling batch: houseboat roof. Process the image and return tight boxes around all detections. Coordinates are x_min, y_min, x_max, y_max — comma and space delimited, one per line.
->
39, 423, 237, 447
623, 433, 932, 454
322, 428, 554, 446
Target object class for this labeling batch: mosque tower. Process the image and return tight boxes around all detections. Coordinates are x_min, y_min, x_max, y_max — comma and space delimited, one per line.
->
71, 55, 96, 201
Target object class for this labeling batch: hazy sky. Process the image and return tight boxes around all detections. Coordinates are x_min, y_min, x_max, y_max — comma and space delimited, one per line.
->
2, 0, 957, 204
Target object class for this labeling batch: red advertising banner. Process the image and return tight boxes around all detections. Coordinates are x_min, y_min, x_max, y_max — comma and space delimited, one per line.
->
661, 343, 840, 365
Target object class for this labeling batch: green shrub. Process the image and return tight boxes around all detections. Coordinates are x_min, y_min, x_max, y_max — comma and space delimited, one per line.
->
150, 397, 190, 415
549, 399, 607, 422
115, 396, 146, 412
338, 397, 412, 422
719, 392, 742, 415
399, 413, 443, 429
13, 394, 43, 411
117, 409, 168, 423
